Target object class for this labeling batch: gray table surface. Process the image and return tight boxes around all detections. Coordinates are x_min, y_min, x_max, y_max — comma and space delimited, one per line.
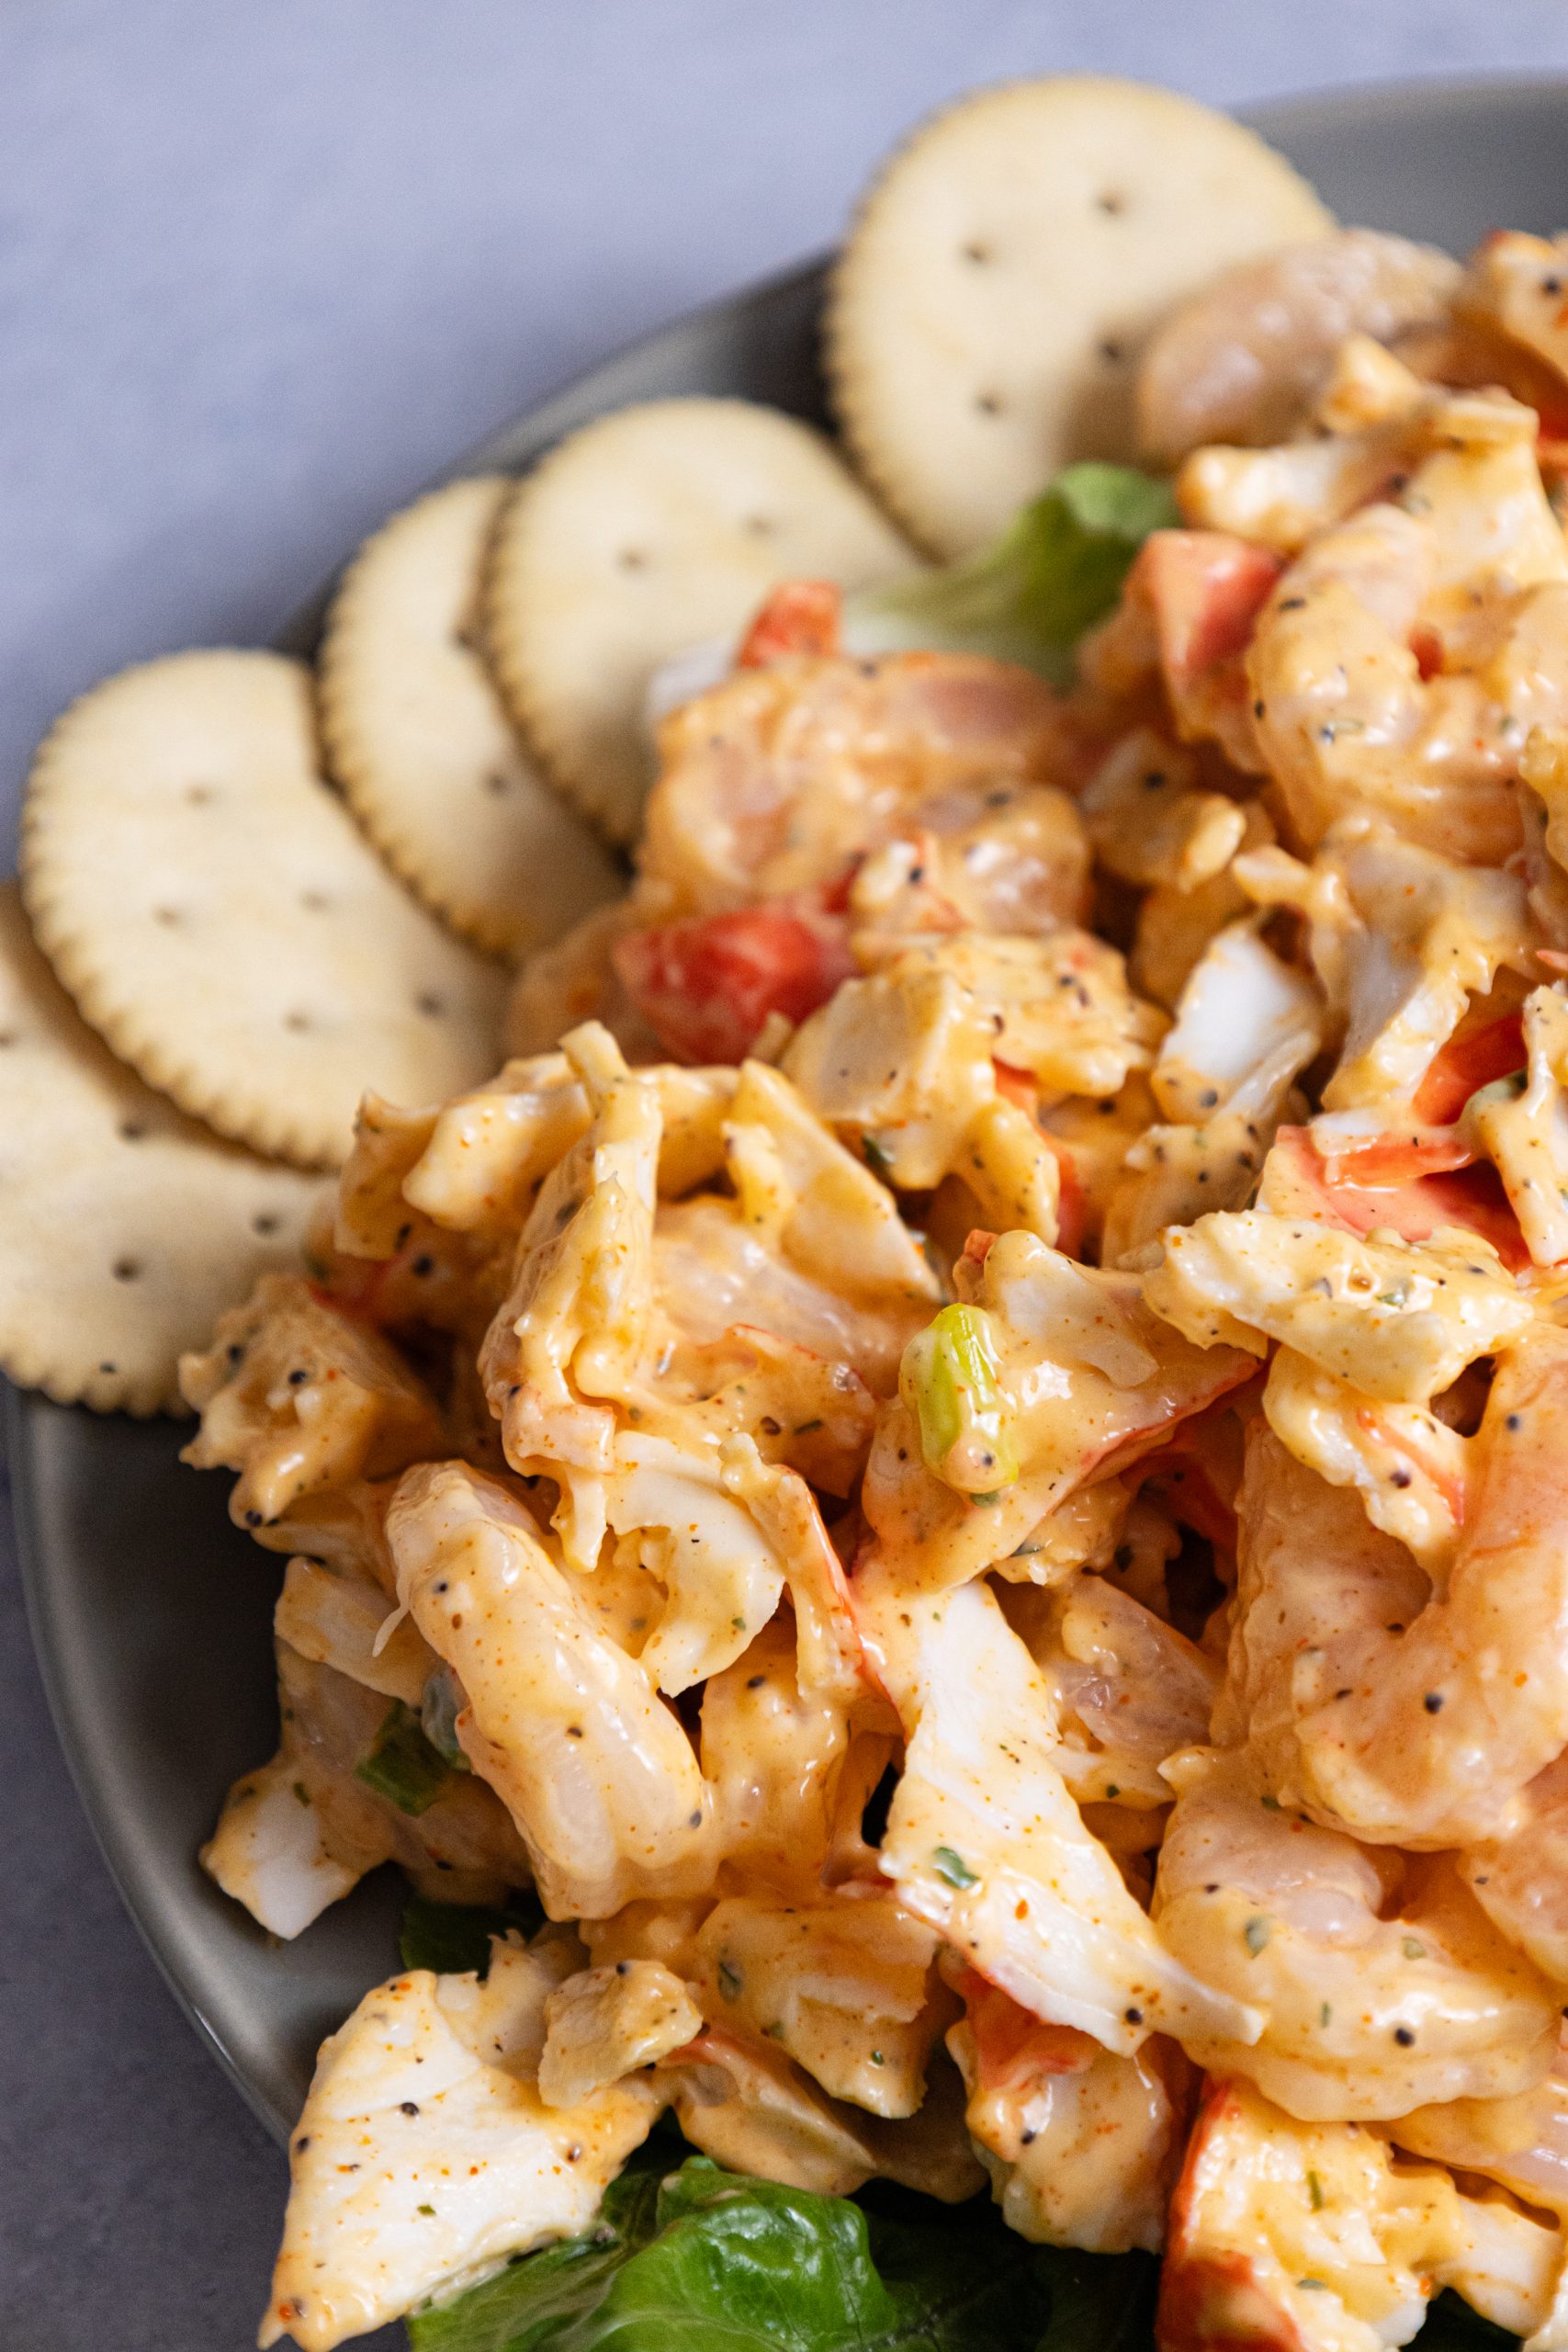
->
7, 3, 1568, 2344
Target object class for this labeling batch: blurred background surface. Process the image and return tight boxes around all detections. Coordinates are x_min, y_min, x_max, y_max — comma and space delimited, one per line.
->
6, 5, 1568, 2344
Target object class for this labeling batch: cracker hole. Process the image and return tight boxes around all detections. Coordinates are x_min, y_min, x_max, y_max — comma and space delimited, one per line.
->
118, 1120, 146, 1143
186, 783, 217, 806
962, 240, 992, 265
284, 1010, 313, 1034
484, 772, 508, 797
975, 390, 1004, 416
1099, 338, 1125, 365
616, 548, 649, 572
1097, 189, 1126, 216
743, 514, 774, 537
253, 1212, 280, 1237
0, 1030, 17, 1049
112, 1257, 141, 1283
415, 990, 446, 1018
300, 889, 333, 912
152, 906, 183, 928
98, 1361, 117, 1375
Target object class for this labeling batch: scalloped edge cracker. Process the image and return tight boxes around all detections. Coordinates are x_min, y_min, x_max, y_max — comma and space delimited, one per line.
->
0, 885, 326, 1414
21, 649, 507, 1169
827, 74, 1334, 556
485, 397, 914, 846
318, 477, 623, 959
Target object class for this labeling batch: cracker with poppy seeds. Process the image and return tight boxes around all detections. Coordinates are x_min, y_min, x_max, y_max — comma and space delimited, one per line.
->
0, 884, 326, 1414
20, 650, 507, 1170
827, 75, 1334, 557
317, 477, 622, 959
484, 397, 914, 847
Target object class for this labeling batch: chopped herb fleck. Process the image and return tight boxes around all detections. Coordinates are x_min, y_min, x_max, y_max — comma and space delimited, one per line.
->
1244, 1915, 1272, 1956
932, 1846, 980, 1890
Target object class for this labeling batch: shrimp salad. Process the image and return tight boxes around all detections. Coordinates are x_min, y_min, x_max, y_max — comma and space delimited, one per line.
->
180, 209, 1568, 2352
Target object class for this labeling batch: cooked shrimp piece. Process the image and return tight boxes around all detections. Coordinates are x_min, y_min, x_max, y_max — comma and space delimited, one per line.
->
1461, 1755, 1568, 1987
865, 1230, 1256, 1590
1136, 230, 1461, 462
386, 1461, 718, 1917
1157, 2075, 1567, 2352
1260, 1348, 1470, 1576
1467, 982, 1568, 1267
260, 1934, 661, 2351
637, 651, 1087, 920
946, 1966, 1190, 2252
1003, 1570, 1221, 1814
1223, 1334, 1568, 1849
1154, 1747, 1557, 2119
1247, 387, 1568, 865
1393, 2027, 1568, 2222
855, 1571, 1261, 2056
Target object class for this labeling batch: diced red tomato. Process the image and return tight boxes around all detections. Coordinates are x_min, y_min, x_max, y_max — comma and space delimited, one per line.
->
1410, 1012, 1526, 1125
736, 579, 842, 667
1268, 1124, 1530, 1272
1133, 531, 1284, 692
612, 906, 857, 1065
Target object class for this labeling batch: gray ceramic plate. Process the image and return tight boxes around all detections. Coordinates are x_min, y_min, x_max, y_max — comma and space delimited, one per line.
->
13, 74, 1568, 2151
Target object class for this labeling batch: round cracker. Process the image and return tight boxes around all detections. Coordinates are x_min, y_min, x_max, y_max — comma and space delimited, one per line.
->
485, 398, 914, 845
21, 650, 506, 1170
318, 477, 623, 958
827, 75, 1334, 556
0, 885, 325, 1414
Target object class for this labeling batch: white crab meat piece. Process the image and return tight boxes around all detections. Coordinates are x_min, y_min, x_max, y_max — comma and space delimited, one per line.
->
260, 1934, 661, 2352
1143, 1210, 1532, 1402
694, 1894, 947, 2119
856, 1572, 1259, 2057
179, 1272, 444, 1526
1236, 828, 1532, 1119
537, 1961, 702, 2109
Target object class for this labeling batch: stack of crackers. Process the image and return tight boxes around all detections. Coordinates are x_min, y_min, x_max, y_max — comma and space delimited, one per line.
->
0, 74, 1335, 1417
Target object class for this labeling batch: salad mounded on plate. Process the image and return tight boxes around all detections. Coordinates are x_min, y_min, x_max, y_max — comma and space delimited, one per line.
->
140, 74, 1568, 2352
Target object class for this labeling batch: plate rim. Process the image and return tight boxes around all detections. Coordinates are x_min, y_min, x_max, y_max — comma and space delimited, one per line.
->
13, 66, 1568, 2151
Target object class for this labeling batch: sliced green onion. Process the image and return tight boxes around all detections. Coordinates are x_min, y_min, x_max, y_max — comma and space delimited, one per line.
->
355, 1700, 453, 1816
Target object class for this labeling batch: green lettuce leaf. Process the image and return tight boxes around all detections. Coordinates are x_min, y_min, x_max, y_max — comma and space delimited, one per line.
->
845, 463, 1178, 686
1031, 2248, 1157, 2352
398, 1893, 542, 1978
406, 2155, 1050, 2352
1416, 2292, 1521, 2352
